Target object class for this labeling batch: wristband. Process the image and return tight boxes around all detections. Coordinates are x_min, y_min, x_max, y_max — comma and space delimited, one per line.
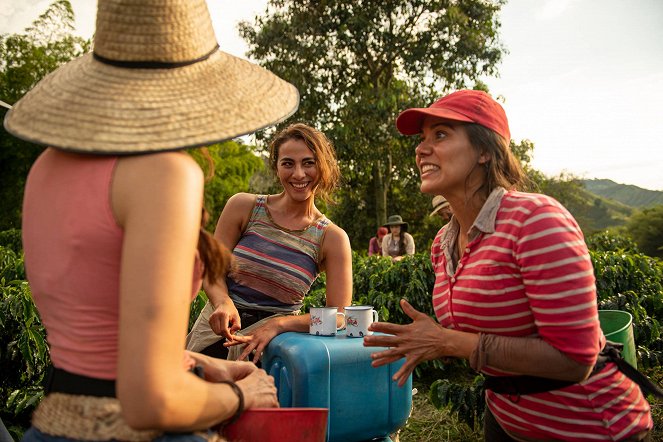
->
219, 381, 244, 425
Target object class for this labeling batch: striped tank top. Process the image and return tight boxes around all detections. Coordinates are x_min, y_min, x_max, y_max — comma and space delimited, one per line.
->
227, 195, 330, 312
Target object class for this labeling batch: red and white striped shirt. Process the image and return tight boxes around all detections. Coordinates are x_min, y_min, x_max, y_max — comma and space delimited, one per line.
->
431, 188, 651, 441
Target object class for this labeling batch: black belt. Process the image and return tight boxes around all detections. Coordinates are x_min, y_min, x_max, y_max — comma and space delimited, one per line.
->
485, 341, 663, 398
237, 307, 282, 324
44, 366, 116, 397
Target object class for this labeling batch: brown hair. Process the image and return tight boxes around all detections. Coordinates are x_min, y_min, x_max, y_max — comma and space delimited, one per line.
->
269, 123, 340, 204
190, 148, 232, 282
464, 123, 528, 197
198, 207, 232, 283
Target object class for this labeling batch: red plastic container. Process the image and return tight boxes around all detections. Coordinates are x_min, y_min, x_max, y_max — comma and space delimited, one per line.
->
221, 408, 328, 442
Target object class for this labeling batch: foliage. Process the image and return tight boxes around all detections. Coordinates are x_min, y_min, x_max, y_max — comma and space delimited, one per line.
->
586, 230, 639, 253
591, 250, 663, 364
0, 0, 91, 231
399, 383, 483, 442
350, 252, 435, 323
188, 291, 209, 333
625, 205, 663, 259
0, 247, 47, 439
429, 376, 486, 431
0, 229, 23, 256
4, 231, 663, 436
240, 0, 507, 247
188, 141, 265, 231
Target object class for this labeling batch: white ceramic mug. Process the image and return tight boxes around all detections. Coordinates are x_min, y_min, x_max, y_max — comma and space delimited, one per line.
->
345, 305, 379, 337
309, 307, 346, 336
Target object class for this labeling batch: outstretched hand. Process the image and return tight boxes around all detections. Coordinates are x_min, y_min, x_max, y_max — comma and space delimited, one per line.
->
224, 317, 282, 364
363, 299, 449, 387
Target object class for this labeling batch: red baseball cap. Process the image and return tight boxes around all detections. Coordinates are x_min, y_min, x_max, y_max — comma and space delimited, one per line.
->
395, 90, 510, 141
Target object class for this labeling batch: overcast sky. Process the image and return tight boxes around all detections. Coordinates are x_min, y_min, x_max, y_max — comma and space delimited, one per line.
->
2, 0, 662, 191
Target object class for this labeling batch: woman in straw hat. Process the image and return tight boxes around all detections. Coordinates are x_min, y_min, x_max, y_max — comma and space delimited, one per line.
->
186, 123, 352, 363
381, 215, 415, 262
364, 90, 653, 441
7, 0, 299, 439
429, 195, 452, 223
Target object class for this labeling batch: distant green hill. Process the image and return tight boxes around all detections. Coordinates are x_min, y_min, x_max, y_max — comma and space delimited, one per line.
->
539, 179, 633, 234
582, 179, 663, 208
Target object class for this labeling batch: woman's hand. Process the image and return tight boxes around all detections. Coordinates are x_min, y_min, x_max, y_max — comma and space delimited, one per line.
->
225, 317, 284, 363
363, 299, 477, 387
208, 297, 241, 340
186, 351, 260, 382
235, 369, 280, 409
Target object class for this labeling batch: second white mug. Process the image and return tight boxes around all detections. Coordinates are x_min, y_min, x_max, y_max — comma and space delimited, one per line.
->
345, 305, 379, 337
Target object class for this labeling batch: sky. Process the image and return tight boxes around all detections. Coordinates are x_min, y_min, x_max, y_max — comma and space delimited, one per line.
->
2, 0, 662, 191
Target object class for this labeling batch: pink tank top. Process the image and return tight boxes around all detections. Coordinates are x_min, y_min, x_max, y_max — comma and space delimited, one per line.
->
22, 148, 203, 380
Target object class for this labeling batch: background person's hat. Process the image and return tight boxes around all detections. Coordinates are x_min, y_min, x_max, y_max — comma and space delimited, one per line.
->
3, 0, 299, 154
384, 215, 408, 230
429, 195, 450, 217
395, 90, 510, 141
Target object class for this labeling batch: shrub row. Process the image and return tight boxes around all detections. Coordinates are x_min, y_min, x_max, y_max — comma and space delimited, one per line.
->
1, 230, 662, 435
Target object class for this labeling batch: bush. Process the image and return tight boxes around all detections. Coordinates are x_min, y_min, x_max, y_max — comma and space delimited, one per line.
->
0, 247, 47, 440
3, 229, 663, 437
0, 229, 23, 255
586, 230, 639, 253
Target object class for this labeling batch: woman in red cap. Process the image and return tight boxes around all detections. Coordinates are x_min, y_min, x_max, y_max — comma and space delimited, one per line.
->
364, 90, 653, 441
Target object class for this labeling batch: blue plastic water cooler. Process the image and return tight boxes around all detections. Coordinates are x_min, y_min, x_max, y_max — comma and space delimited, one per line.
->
262, 331, 412, 442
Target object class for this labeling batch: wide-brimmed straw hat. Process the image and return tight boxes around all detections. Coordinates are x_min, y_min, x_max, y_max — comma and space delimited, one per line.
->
3, 0, 299, 154
384, 215, 408, 230
429, 195, 450, 217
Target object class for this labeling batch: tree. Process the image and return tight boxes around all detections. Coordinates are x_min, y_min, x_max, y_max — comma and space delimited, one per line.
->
189, 140, 265, 230
626, 205, 663, 258
240, 0, 506, 248
0, 0, 90, 230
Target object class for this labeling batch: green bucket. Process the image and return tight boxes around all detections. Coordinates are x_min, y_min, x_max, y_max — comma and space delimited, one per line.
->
598, 310, 637, 368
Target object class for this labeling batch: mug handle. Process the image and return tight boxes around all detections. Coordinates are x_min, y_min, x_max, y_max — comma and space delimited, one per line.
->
336, 312, 346, 330
372, 309, 379, 323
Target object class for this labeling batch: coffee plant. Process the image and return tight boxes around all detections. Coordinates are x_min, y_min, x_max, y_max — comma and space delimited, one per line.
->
2, 229, 663, 437
0, 247, 46, 440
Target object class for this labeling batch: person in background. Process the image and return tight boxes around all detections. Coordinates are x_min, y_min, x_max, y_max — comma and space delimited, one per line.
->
364, 90, 653, 441
368, 226, 388, 256
429, 195, 452, 223
186, 123, 352, 363
381, 215, 415, 262
8, 0, 299, 439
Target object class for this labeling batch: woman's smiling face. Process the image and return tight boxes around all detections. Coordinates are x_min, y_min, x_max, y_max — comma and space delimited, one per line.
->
277, 138, 319, 201
415, 116, 486, 197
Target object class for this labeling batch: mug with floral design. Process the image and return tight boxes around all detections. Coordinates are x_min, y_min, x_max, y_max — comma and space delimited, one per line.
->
345, 305, 379, 337
309, 307, 346, 336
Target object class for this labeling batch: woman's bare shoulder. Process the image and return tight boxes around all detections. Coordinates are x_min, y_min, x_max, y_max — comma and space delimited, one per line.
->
323, 223, 350, 247
118, 152, 202, 183
225, 192, 258, 211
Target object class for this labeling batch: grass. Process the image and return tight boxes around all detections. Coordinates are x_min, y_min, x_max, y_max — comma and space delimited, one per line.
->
398, 384, 482, 442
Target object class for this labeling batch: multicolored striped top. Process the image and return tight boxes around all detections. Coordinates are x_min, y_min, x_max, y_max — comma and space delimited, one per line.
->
227, 195, 330, 312
430, 188, 651, 441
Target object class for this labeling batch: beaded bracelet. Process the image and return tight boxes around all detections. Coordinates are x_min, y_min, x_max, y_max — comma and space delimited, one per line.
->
219, 381, 244, 425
